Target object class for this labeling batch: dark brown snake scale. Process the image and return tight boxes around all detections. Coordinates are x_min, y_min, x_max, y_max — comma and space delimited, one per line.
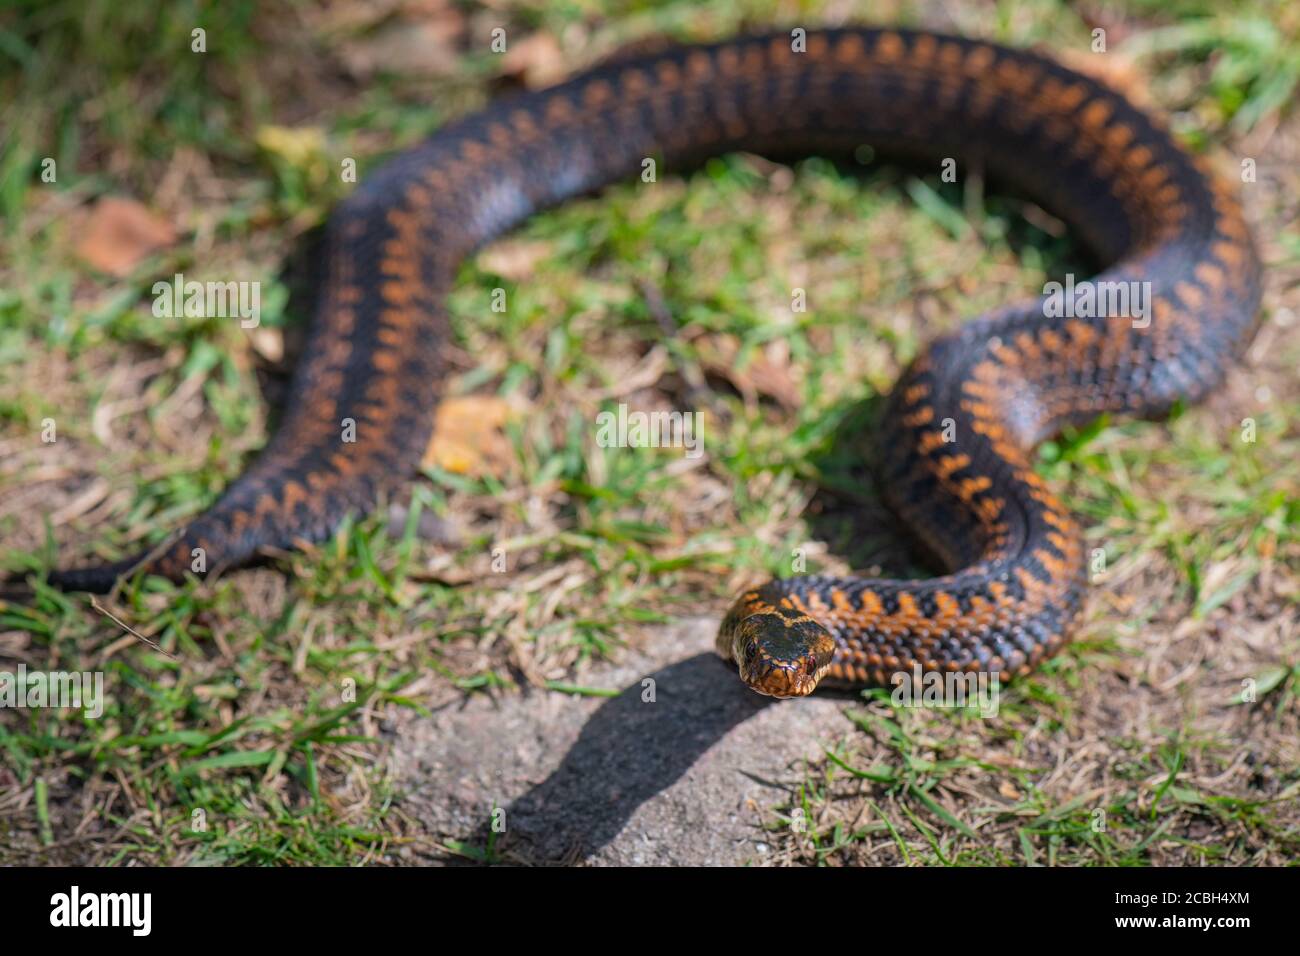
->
49, 28, 1262, 698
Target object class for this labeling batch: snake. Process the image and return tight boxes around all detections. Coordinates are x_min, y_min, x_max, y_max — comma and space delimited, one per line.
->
47, 28, 1262, 699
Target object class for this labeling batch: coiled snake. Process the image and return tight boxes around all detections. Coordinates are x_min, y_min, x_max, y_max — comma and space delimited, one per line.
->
50, 29, 1262, 698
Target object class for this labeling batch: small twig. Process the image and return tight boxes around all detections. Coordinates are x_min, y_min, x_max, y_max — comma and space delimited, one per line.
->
90, 597, 180, 662
638, 278, 713, 410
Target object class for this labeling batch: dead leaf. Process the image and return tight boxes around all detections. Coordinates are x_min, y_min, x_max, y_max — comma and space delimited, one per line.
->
340, 17, 463, 78
422, 395, 516, 477
75, 197, 177, 277
248, 326, 284, 363
697, 334, 801, 409
256, 125, 328, 167
478, 239, 552, 281
500, 33, 567, 88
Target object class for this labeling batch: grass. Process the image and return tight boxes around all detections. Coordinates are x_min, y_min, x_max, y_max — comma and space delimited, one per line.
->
1, 0, 1298, 865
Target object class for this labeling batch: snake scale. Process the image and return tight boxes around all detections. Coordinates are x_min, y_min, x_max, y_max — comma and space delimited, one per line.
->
50, 28, 1261, 698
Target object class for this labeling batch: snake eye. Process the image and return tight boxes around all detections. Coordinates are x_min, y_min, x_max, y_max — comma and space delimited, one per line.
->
743, 641, 758, 663
805, 658, 819, 677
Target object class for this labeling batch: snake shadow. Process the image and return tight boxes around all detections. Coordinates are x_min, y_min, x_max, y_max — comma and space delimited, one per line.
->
445, 653, 769, 864
252, 225, 328, 423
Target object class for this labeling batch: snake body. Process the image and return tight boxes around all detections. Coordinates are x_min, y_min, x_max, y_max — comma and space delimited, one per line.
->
51, 29, 1261, 698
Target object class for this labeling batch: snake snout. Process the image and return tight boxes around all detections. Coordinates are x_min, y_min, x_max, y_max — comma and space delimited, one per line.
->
729, 605, 836, 698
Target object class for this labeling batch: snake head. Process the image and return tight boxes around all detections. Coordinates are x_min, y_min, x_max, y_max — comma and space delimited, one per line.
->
721, 602, 837, 698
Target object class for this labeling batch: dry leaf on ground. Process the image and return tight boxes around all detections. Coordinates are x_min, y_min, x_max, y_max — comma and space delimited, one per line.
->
75, 197, 177, 277
422, 394, 517, 476
500, 33, 567, 87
